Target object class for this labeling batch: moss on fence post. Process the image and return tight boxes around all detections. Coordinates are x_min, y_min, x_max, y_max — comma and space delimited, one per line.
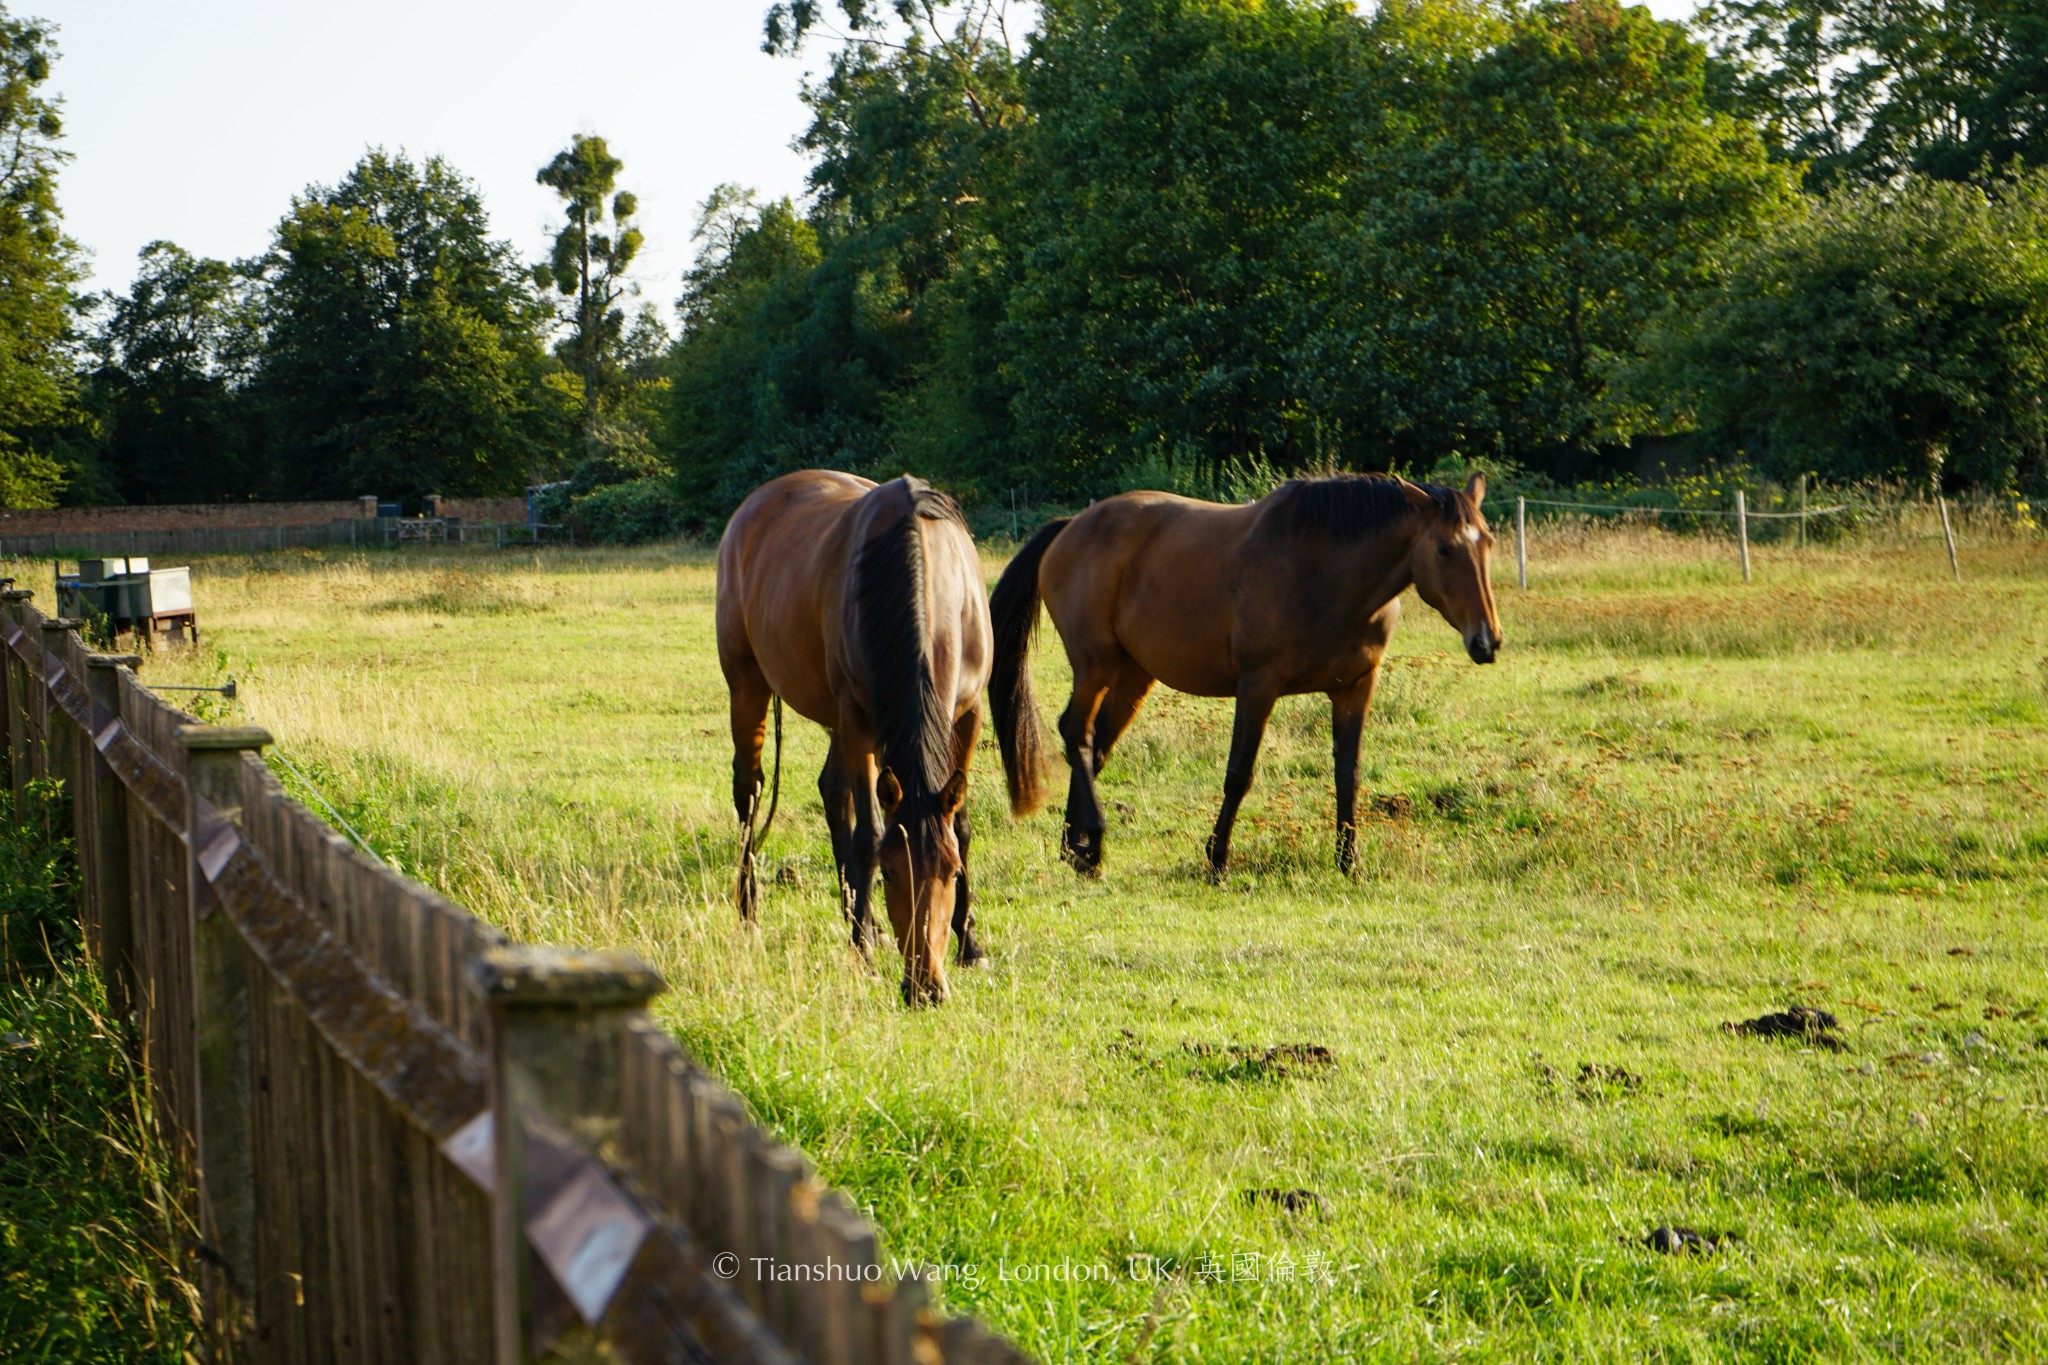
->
470, 944, 664, 1364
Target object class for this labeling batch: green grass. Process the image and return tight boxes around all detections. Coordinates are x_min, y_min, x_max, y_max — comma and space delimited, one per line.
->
0, 784, 201, 1363
17, 517, 2046, 1362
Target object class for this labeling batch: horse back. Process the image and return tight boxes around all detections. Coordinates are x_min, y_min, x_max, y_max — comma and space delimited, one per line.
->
716, 471, 877, 725
1040, 492, 1259, 697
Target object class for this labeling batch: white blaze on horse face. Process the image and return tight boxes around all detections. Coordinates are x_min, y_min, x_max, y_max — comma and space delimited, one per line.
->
1462, 525, 1481, 546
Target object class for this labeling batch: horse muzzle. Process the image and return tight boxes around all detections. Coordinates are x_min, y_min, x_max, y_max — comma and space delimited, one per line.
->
1465, 627, 1500, 664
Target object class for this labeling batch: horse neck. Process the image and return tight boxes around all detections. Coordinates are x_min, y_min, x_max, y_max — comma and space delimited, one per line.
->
854, 502, 955, 794
1333, 515, 1422, 622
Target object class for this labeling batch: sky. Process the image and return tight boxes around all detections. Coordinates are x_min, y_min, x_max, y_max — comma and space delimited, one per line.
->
40, 0, 1701, 322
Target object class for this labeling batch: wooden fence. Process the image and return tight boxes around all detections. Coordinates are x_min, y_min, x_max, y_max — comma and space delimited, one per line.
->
0, 579, 1028, 1365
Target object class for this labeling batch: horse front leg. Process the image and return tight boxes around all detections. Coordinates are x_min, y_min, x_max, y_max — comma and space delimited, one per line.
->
1205, 679, 1279, 875
950, 708, 987, 966
818, 746, 856, 922
1331, 678, 1374, 875
835, 720, 884, 961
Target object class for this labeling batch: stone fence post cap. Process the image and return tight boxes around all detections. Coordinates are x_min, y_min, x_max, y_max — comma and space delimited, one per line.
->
470, 946, 666, 1007
174, 724, 274, 751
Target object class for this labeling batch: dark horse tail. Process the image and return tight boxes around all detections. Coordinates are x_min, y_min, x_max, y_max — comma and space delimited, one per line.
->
988, 517, 1069, 816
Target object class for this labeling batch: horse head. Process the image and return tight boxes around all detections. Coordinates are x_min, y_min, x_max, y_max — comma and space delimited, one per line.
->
1398, 472, 1503, 664
876, 766, 968, 1006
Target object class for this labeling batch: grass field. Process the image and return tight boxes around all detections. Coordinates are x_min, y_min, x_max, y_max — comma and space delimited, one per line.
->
11, 514, 2047, 1361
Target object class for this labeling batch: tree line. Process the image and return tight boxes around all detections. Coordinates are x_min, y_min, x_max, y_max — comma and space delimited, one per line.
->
1, 0, 2044, 528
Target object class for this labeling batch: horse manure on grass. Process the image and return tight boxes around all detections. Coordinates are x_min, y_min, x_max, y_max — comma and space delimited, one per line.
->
1243, 1188, 1329, 1217
1573, 1062, 1644, 1102
1368, 793, 1414, 820
1184, 1042, 1335, 1082
1643, 1226, 1732, 1255
1107, 1028, 1158, 1068
1724, 1006, 1847, 1051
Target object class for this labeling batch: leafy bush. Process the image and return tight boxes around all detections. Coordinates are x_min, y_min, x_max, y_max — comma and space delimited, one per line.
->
564, 475, 691, 545
1, 782, 78, 978
0, 780, 201, 1359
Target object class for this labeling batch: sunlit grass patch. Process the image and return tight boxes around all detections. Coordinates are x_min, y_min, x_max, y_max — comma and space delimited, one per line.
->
103, 523, 2048, 1362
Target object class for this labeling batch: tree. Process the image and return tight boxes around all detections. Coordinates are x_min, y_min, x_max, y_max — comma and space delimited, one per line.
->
535, 133, 644, 431
1701, 0, 2048, 185
1640, 171, 2048, 491
0, 7, 83, 508
257, 150, 564, 499
1004, 0, 1369, 495
85, 241, 266, 503
668, 187, 826, 516
1308, 0, 1795, 475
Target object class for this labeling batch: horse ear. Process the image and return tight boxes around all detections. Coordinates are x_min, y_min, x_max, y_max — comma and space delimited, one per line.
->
878, 769, 903, 817
1395, 476, 1436, 514
939, 768, 968, 818
1465, 471, 1487, 508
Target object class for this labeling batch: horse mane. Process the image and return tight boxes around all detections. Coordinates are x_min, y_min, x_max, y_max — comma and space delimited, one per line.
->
1263, 473, 1472, 541
855, 477, 966, 802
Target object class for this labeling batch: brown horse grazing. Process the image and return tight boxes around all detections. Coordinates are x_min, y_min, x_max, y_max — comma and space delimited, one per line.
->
989, 472, 1501, 876
717, 471, 992, 1005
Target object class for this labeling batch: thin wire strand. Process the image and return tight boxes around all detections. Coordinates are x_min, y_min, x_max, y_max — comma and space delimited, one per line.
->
268, 748, 388, 866
1517, 498, 1856, 520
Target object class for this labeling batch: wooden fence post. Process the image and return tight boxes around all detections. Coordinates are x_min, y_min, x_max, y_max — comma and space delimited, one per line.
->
39, 620, 82, 823
1798, 474, 1809, 550
2, 589, 35, 813
85, 653, 144, 1020
1515, 495, 1528, 590
1938, 496, 1961, 581
177, 722, 274, 1305
471, 945, 665, 1365
1735, 490, 1752, 583
0, 586, 20, 817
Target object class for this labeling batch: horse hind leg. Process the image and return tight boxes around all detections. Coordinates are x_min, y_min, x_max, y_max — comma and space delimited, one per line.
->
726, 669, 773, 921
1056, 667, 1116, 873
1090, 668, 1155, 775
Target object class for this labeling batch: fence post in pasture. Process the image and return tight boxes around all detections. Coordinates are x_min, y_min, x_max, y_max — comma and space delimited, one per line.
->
1515, 496, 1528, 590
1938, 496, 1962, 582
84, 653, 144, 1020
1734, 490, 1752, 583
176, 722, 274, 1305
2, 588, 35, 811
1798, 474, 1809, 550
471, 945, 666, 1365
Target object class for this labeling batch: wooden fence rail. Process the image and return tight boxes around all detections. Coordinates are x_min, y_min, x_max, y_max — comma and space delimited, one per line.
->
0, 578, 1028, 1365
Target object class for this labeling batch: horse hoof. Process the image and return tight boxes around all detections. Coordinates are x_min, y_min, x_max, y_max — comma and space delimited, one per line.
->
957, 941, 989, 969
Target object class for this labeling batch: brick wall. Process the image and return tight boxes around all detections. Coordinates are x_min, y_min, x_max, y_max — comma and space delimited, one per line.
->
0, 495, 532, 537
439, 497, 528, 523
0, 500, 364, 535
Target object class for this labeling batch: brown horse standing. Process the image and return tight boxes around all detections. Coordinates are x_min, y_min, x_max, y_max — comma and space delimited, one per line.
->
717, 471, 991, 1004
989, 472, 1502, 875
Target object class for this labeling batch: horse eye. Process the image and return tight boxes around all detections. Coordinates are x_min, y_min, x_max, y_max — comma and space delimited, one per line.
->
1437, 542, 1453, 558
